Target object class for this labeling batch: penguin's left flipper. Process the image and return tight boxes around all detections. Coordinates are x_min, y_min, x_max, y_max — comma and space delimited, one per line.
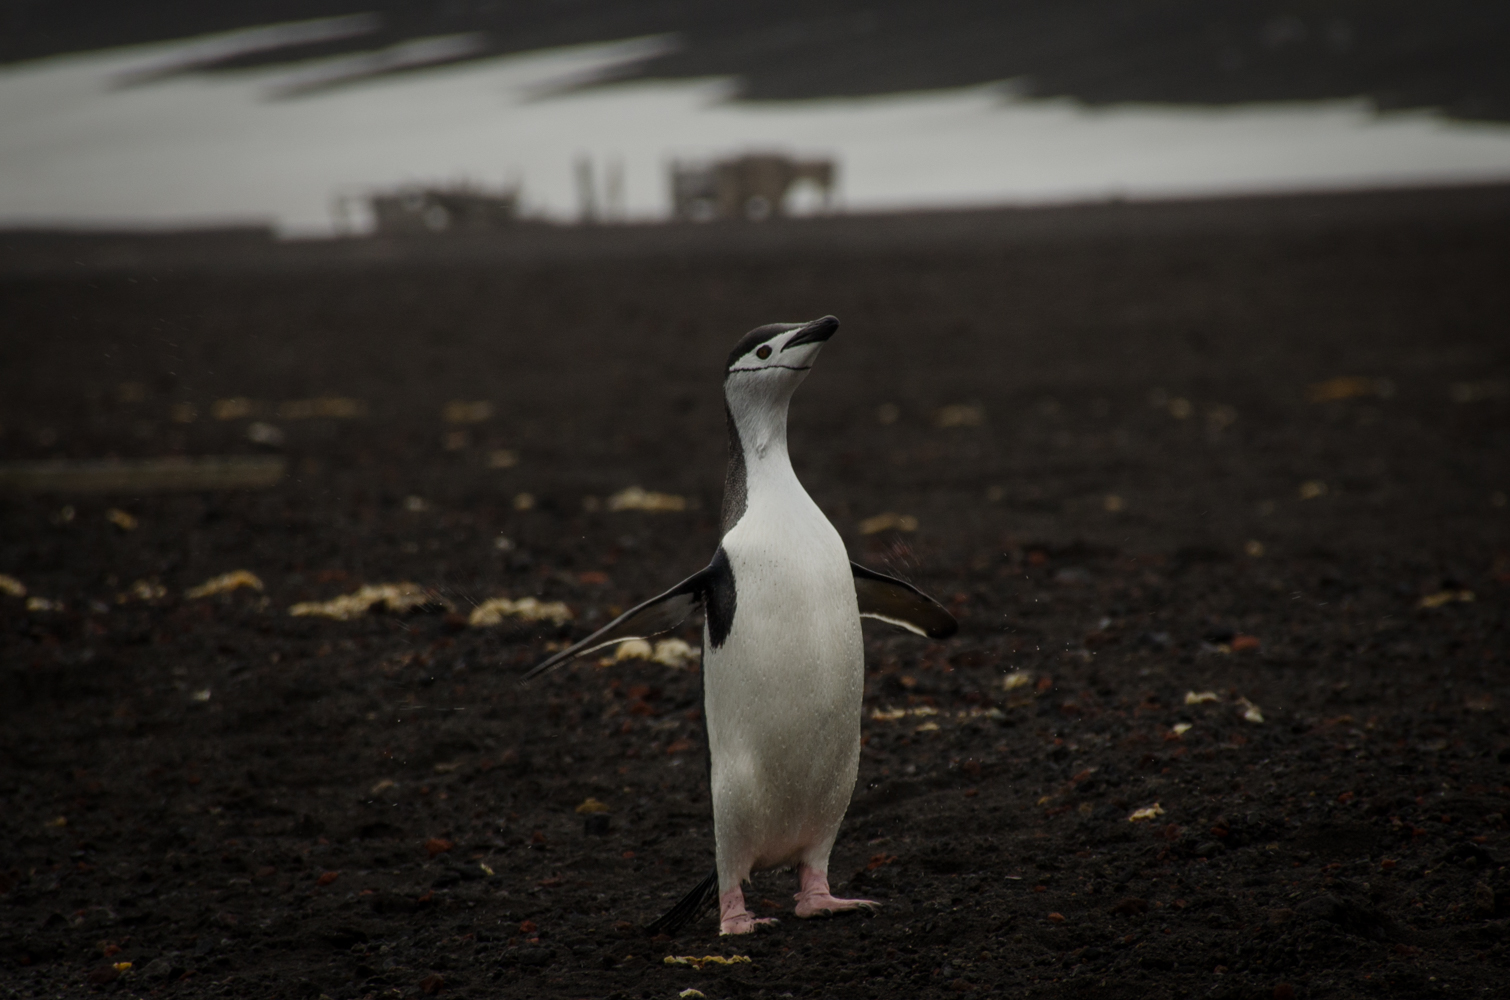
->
521, 565, 712, 681
851, 561, 958, 639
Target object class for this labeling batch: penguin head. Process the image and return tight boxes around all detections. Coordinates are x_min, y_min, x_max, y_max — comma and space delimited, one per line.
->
724, 315, 838, 383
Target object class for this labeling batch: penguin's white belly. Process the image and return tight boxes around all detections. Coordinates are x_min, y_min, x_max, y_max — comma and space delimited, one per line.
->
703, 511, 864, 874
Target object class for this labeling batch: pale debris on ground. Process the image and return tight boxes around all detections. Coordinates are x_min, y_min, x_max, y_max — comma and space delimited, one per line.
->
1184, 690, 1220, 704
664, 956, 752, 970
185, 570, 264, 599
0, 574, 26, 598
859, 512, 918, 534
605, 637, 700, 667
1003, 670, 1033, 691
1237, 697, 1265, 723
467, 596, 573, 627
119, 579, 167, 602
290, 582, 447, 620
607, 486, 687, 512
1128, 803, 1165, 822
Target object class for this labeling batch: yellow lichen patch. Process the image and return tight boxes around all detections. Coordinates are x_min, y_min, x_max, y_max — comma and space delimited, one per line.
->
119, 579, 167, 602
651, 639, 699, 668
1306, 376, 1393, 403
290, 583, 445, 620
1417, 589, 1474, 610
608, 486, 687, 512
276, 397, 366, 420
858, 512, 918, 535
212, 397, 255, 420
185, 570, 264, 599
664, 955, 752, 970
870, 706, 938, 721
610, 639, 654, 662
467, 596, 573, 627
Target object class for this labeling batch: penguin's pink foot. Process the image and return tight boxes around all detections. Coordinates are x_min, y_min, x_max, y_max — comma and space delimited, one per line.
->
719, 885, 779, 935
793, 865, 880, 919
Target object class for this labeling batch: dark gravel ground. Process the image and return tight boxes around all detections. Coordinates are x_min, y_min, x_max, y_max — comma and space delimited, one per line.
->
2, 188, 1509, 1000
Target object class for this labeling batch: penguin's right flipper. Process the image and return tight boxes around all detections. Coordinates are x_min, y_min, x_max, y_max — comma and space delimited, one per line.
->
851, 561, 958, 639
521, 565, 712, 681
645, 868, 718, 935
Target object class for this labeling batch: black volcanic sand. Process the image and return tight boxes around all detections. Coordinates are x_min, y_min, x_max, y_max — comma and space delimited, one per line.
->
2, 190, 1509, 1000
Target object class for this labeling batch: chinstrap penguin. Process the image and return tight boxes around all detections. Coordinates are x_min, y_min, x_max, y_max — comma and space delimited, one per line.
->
527, 315, 956, 935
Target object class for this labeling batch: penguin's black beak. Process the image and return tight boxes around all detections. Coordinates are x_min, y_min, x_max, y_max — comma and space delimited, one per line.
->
782, 315, 839, 351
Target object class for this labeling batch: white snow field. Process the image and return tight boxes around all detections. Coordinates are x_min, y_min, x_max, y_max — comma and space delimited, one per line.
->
4, 22, 1510, 236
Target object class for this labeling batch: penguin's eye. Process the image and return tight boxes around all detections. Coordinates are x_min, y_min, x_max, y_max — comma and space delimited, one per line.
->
756, 345, 772, 360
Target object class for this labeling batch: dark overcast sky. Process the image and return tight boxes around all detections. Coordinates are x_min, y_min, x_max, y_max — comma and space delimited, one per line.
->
3, 1, 1507, 121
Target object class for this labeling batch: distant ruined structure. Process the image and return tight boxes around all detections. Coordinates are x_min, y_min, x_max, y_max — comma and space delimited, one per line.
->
338, 184, 520, 236
670, 154, 836, 221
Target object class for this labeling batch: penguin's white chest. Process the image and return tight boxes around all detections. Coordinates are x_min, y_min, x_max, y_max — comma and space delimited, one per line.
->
702, 492, 865, 871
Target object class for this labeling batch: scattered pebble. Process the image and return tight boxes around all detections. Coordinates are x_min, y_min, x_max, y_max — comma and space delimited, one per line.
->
1002, 671, 1033, 691
191, 689, 211, 702
467, 596, 572, 627
1237, 697, 1265, 723
185, 570, 264, 599
1171, 722, 1193, 736
26, 596, 62, 612
1128, 803, 1165, 822
0, 574, 25, 598
105, 508, 138, 531
1184, 691, 1220, 705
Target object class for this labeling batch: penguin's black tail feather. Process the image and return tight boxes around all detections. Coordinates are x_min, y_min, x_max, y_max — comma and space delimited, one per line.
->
645, 869, 718, 936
